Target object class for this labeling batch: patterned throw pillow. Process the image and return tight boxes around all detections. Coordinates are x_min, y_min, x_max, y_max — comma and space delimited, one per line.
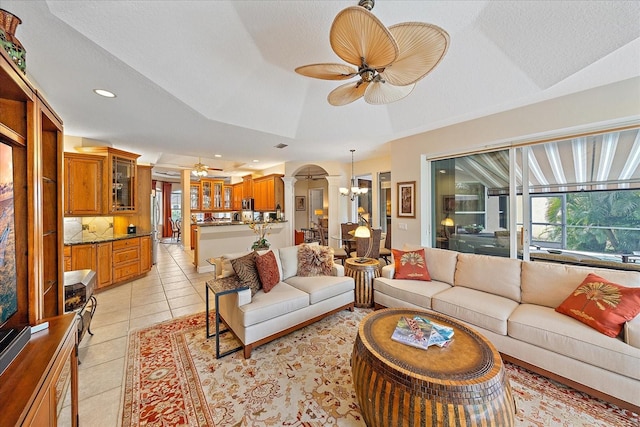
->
392, 248, 431, 281
297, 244, 334, 277
230, 251, 261, 296
255, 250, 281, 293
555, 273, 640, 337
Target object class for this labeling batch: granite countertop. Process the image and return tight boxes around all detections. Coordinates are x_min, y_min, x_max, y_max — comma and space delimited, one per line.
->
64, 232, 152, 246
196, 220, 287, 227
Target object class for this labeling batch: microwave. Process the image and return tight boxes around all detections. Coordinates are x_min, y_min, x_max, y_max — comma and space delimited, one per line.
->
242, 198, 254, 210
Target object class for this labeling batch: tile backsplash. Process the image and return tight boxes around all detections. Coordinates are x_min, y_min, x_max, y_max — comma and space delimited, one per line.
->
64, 217, 114, 242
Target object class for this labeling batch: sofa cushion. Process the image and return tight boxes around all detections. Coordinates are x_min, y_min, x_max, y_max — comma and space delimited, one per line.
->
285, 275, 354, 305
230, 252, 261, 296
239, 282, 309, 327
297, 244, 334, 277
402, 245, 458, 285
278, 245, 300, 280
255, 250, 281, 293
392, 248, 431, 281
555, 273, 640, 337
432, 287, 519, 335
509, 304, 640, 381
454, 253, 522, 302
521, 261, 640, 308
373, 277, 451, 310
219, 250, 252, 278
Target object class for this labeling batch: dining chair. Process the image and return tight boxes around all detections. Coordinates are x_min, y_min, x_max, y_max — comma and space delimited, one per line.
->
170, 218, 181, 242
350, 228, 382, 260
319, 223, 347, 264
380, 228, 392, 264
340, 222, 358, 254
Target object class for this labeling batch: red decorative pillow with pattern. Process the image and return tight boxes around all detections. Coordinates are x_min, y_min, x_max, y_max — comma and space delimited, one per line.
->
392, 249, 431, 281
255, 250, 281, 293
555, 273, 640, 337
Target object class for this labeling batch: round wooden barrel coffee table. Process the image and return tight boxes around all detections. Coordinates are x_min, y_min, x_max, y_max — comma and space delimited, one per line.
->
351, 308, 515, 427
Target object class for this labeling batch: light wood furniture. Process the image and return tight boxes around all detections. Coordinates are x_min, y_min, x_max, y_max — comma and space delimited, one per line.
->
253, 174, 283, 211
63, 235, 152, 289
344, 258, 380, 307
64, 152, 103, 215
190, 182, 201, 210
242, 175, 254, 199
232, 182, 243, 210
0, 314, 79, 426
352, 308, 516, 427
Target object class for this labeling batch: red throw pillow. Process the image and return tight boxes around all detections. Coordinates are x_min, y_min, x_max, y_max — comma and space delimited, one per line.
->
555, 273, 640, 337
392, 249, 431, 281
255, 250, 281, 293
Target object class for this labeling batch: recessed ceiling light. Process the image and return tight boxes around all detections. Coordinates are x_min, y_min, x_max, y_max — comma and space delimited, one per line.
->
252, 159, 259, 163
93, 89, 116, 98
214, 154, 222, 158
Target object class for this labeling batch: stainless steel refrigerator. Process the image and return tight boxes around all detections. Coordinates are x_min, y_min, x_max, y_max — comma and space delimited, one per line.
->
151, 191, 159, 264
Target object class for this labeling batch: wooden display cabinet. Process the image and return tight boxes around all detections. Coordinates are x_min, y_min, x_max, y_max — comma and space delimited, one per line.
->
224, 185, 233, 210
200, 179, 212, 210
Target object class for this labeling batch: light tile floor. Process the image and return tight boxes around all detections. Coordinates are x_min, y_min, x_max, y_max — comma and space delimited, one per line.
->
62, 241, 214, 426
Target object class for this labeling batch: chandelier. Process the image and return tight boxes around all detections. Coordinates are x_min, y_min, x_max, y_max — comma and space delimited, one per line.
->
340, 149, 368, 201
192, 158, 208, 177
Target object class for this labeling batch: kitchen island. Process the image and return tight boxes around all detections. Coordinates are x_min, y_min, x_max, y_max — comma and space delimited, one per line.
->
194, 221, 288, 273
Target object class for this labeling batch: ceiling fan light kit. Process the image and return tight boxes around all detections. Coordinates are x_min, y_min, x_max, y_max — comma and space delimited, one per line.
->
192, 158, 209, 177
295, 0, 449, 105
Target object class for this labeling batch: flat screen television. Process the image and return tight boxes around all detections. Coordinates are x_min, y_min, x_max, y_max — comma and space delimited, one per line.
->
0, 139, 27, 374
0, 140, 17, 327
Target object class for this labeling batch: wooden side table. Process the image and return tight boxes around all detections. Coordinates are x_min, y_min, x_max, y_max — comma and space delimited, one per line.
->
344, 257, 380, 308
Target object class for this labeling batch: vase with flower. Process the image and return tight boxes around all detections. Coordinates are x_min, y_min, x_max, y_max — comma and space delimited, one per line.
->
249, 220, 272, 250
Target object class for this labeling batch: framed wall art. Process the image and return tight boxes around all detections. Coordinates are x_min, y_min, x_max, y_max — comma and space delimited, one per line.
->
397, 181, 415, 218
295, 196, 306, 211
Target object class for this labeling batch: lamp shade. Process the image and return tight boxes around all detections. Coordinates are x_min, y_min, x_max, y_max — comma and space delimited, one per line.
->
314, 209, 324, 216
354, 225, 371, 238
441, 218, 454, 227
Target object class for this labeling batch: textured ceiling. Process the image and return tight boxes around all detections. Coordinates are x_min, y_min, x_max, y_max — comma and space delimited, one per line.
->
1, 0, 639, 176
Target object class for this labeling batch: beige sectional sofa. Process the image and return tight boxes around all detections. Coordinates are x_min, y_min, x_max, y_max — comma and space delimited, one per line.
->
373, 247, 640, 412
213, 244, 355, 358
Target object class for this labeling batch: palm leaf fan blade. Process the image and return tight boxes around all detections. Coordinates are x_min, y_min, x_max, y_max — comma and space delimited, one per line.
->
328, 81, 369, 106
364, 80, 414, 105
295, 63, 358, 80
381, 23, 449, 86
330, 6, 398, 68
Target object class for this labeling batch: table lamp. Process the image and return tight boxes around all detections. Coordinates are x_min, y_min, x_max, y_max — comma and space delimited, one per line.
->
441, 217, 454, 238
354, 225, 372, 263
314, 209, 324, 227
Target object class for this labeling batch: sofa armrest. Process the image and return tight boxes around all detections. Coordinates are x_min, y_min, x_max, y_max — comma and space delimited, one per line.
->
237, 289, 252, 307
381, 264, 395, 279
332, 264, 345, 276
624, 315, 640, 349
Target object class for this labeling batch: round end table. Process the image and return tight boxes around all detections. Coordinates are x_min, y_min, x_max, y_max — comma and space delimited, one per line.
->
351, 308, 516, 426
344, 257, 380, 308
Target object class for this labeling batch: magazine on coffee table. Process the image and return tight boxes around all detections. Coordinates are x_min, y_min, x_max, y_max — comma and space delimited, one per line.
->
391, 316, 454, 350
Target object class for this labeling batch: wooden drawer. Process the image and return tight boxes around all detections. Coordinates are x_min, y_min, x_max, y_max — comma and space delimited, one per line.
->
113, 247, 140, 264
112, 237, 140, 250
63, 246, 71, 256
113, 261, 140, 282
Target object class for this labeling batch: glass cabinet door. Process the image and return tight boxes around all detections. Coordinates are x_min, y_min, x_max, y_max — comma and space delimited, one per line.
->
213, 181, 223, 210
201, 180, 212, 210
224, 186, 232, 210
112, 156, 136, 211
190, 183, 200, 210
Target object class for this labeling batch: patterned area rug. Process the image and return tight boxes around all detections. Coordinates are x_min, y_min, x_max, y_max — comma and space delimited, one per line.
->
122, 309, 638, 426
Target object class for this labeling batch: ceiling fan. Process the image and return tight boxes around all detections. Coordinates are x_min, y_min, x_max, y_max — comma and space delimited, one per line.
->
295, 0, 449, 106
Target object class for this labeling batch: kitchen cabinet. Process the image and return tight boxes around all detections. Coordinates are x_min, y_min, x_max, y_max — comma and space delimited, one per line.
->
201, 179, 212, 210
253, 174, 284, 211
113, 238, 141, 283
140, 235, 152, 273
96, 242, 113, 289
243, 175, 254, 199
71, 243, 96, 271
63, 245, 72, 272
190, 182, 201, 210
224, 185, 233, 210
232, 182, 243, 210
72, 146, 141, 214
64, 153, 103, 216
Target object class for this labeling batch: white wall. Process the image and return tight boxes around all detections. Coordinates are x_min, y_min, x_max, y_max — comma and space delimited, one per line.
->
390, 77, 640, 249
